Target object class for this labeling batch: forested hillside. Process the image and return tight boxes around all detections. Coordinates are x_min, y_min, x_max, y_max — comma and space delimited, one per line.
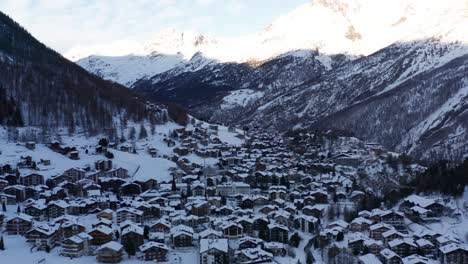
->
0, 12, 156, 135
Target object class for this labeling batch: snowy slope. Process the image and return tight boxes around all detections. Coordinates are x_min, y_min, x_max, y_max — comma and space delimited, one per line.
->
77, 54, 185, 87
221, 89, 265, 109
0, 121, 244, 182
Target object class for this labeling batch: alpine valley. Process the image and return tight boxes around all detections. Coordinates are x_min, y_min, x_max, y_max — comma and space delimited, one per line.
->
1, 1, 468, 264
73, 0, 468, 161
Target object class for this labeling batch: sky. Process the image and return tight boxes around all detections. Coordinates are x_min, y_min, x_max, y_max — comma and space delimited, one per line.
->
0, 0, 308, 55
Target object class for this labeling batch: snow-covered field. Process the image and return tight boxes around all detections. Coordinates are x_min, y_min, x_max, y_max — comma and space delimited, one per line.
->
0, 121, 244, 183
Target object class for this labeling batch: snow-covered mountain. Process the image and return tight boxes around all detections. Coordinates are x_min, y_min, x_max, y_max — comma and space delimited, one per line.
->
73, 0, 467, 87
72, 0, 468, 160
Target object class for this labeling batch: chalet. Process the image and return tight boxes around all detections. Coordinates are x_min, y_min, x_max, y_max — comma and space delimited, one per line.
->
220, 222, 243, 238
121, 225, 144, 248
439, 243, 468, 264
121, 182, 142, 196
350, 217, 373, 232
96, 209, 114, 220
302, 205, 326, 218
389, 239, 417, 257
379, 248, 401, 264
200, 238, 229, 264
135, 179, 157, 192
48, 200, 69, 218
24, 203, 47, 220
95, 160, 113, 171
191, 200, 210, 216
105, 168, 128, 179
238, 236, 264, 250
400, 195, 444, 217
148, 148, 158, 157
89, 225, 113, 246
0, 192, 16, 205
6, 213, 33, 235
62, 235, 87, 258
25, 225, 59, 250
64, 168, 86, 182
350, 191, 366, 204
382, 229, 405, 245
334, 153, 360, 167
348, 235, 365, 254
268, 223, 289, 243
199, 228, 223, 240
310, 190, 328, 204
138, 241, 169, 262
192, 183, 206, 196
358, 253, 383, 264
264, 242, 286, 256
60, 221, 86, 238
92, 218, 113, 229
25, 141, 36, 150
116, 207, 143, 224
172, 225, 194, 248
237, 217, 255, 235
381, 210, 405, 227
149, 219, 171, 233
370, 223, 395, 241
4, 185, 26, 202
96, 241, 124, 263
236, 247, 273, 264
364, 239, 384, 255
415, 238, 436, 257
68, 151, 80, 160
294, 214, 317, 233
120, 144, 134, 153
20, 173, 44, 186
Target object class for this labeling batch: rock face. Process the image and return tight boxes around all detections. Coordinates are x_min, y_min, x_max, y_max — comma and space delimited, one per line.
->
73, 0, 468, 160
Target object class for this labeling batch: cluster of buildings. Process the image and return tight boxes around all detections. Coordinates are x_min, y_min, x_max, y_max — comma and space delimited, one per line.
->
0, 126, 466, 264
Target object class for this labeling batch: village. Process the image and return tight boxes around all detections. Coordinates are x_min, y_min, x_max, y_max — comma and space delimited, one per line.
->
0, 121, 467, 264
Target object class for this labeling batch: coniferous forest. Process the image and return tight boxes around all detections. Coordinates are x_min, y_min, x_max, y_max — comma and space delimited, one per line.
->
0, 11, 154, 135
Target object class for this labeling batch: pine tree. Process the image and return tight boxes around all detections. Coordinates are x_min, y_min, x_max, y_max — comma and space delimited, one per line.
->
124, 239, 136, 256
186, 184, 192, 197
139, 124, 147, 139
171, 176, 177, 192
143, 226, 150, 240
328, 203, 336, 221
306, 251, 314, 264
0, 236, 4, 250
128, 126, 136, 141
289, 232, 301, 248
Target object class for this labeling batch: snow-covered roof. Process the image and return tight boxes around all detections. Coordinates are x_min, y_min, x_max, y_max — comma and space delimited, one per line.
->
98, 241, 123, 252
359, 254, 383, 264
200, 238, 229, 254
139, 241, 169, 252
439, 243, 468, 254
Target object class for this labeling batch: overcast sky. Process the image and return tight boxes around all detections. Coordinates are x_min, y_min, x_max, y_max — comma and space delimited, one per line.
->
0, 0, 308, 54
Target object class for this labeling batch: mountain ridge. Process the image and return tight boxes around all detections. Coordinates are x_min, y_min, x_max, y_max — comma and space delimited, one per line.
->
71, 0, 467, 160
